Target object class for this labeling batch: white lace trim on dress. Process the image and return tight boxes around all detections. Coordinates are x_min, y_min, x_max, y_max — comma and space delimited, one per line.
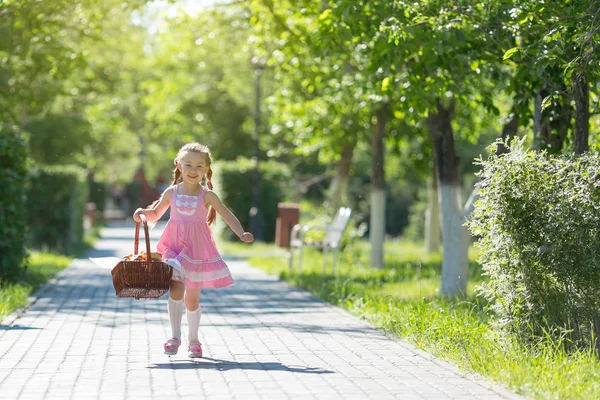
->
177, 253, 223, 264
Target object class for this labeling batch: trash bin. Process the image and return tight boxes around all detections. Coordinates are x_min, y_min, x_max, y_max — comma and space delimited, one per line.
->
275, 203, 300, 248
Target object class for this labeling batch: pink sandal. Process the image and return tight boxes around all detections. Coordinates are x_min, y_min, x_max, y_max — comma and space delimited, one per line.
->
163, 338, 181, 356
188, 341, 203, 358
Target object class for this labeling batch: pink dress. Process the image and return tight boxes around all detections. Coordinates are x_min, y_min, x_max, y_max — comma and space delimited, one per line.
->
157, 184, 234, 289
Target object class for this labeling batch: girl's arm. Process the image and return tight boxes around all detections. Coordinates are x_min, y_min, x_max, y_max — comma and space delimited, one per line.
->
204, 191, 254, 243
133, 186, 174, 222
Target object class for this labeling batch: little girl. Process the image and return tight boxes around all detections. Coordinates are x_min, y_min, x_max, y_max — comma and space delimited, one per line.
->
133, 142, 254, 358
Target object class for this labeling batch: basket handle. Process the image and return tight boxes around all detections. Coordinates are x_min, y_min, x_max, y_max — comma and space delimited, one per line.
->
134, 213, 153, 272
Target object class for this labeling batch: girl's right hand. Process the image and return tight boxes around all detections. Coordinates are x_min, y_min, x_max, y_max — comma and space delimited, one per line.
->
240, 232, 254, 243
133, 208, 144, 223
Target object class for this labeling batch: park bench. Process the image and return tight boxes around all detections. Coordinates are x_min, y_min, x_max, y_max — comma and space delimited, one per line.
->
289, 207, 352, 273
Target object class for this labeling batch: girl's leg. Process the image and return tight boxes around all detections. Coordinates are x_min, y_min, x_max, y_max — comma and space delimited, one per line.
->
184, 288, 202, 357
170, 280, 185, 301
165, 281, 185, 354
183, 287, 200, 312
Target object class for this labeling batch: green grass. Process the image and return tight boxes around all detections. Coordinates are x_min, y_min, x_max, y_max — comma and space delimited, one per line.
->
227, 239, 600, 400
0, 225, 102, 322
217, 239, 288, 260
0, 252, 72, 320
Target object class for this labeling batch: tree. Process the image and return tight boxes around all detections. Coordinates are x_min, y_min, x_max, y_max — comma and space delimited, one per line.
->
140, 4, 256, 173
251, 0, 413, 267
0, 0, 148, 126
500, 0, 600, 154
0, 0, 155, 183
321, 0, 552, 294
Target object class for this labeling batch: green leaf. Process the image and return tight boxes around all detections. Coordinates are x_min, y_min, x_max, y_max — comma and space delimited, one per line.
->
541, 95, 553, 111
381, 76, 391, 92
318, 9, 332, 25
503, 47, 520, 60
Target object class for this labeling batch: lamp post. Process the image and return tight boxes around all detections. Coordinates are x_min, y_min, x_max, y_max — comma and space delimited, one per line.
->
250, 55, 266, 241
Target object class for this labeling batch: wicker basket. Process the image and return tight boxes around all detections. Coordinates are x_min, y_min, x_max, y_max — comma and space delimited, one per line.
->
111, 214, 172, 299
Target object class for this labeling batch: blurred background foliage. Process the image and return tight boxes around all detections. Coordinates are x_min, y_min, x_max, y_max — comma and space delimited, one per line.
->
1, 0, 598, 259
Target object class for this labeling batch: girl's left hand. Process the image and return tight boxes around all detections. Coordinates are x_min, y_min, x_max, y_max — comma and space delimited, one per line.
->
240, 232, 254, 243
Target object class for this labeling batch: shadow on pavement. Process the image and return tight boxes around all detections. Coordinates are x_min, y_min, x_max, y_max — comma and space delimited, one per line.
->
85, 249, 123, 258
201, 322, 376, 336
0, 324, 43, 331
91, 236, 141, 242
148, 358, 334, 373
24, 269, 372, 335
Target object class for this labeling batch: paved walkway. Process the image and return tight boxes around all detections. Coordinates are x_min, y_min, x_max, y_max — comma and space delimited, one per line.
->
0, 223, 523, 399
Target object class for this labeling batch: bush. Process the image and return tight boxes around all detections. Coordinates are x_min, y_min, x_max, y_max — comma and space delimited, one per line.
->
0, 125, 29, 282
214, 158, 292, 242
26, 165, 88, 254
470, 139, 600, 351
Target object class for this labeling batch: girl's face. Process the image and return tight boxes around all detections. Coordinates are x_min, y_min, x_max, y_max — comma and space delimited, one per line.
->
178, 151, 209, 185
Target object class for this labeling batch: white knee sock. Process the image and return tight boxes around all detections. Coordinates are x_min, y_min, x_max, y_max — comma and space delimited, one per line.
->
186, 306, 202, 343
168, 297, 184, 340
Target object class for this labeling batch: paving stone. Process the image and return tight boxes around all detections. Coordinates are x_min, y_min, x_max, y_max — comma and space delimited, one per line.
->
0, 222, 523, 400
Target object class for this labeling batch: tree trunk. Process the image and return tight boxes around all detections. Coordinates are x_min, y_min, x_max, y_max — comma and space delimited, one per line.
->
538, 87, 556, 152
370, 106, 388, 269
537, 83, 572, 153
424, 164, 441, 253
495, 113, 518, 156
573, 72, 589, 155
328, 139, 356, 209
427, 98, 468, 296
548, 89, 572, 153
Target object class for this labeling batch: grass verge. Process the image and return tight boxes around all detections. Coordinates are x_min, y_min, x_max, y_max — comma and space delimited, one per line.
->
0, 226, 102, 322
232, 239, 600, 400
0, 252, 72, 321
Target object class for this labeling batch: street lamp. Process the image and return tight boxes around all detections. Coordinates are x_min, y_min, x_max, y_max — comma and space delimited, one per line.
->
250, 55, 266, 241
